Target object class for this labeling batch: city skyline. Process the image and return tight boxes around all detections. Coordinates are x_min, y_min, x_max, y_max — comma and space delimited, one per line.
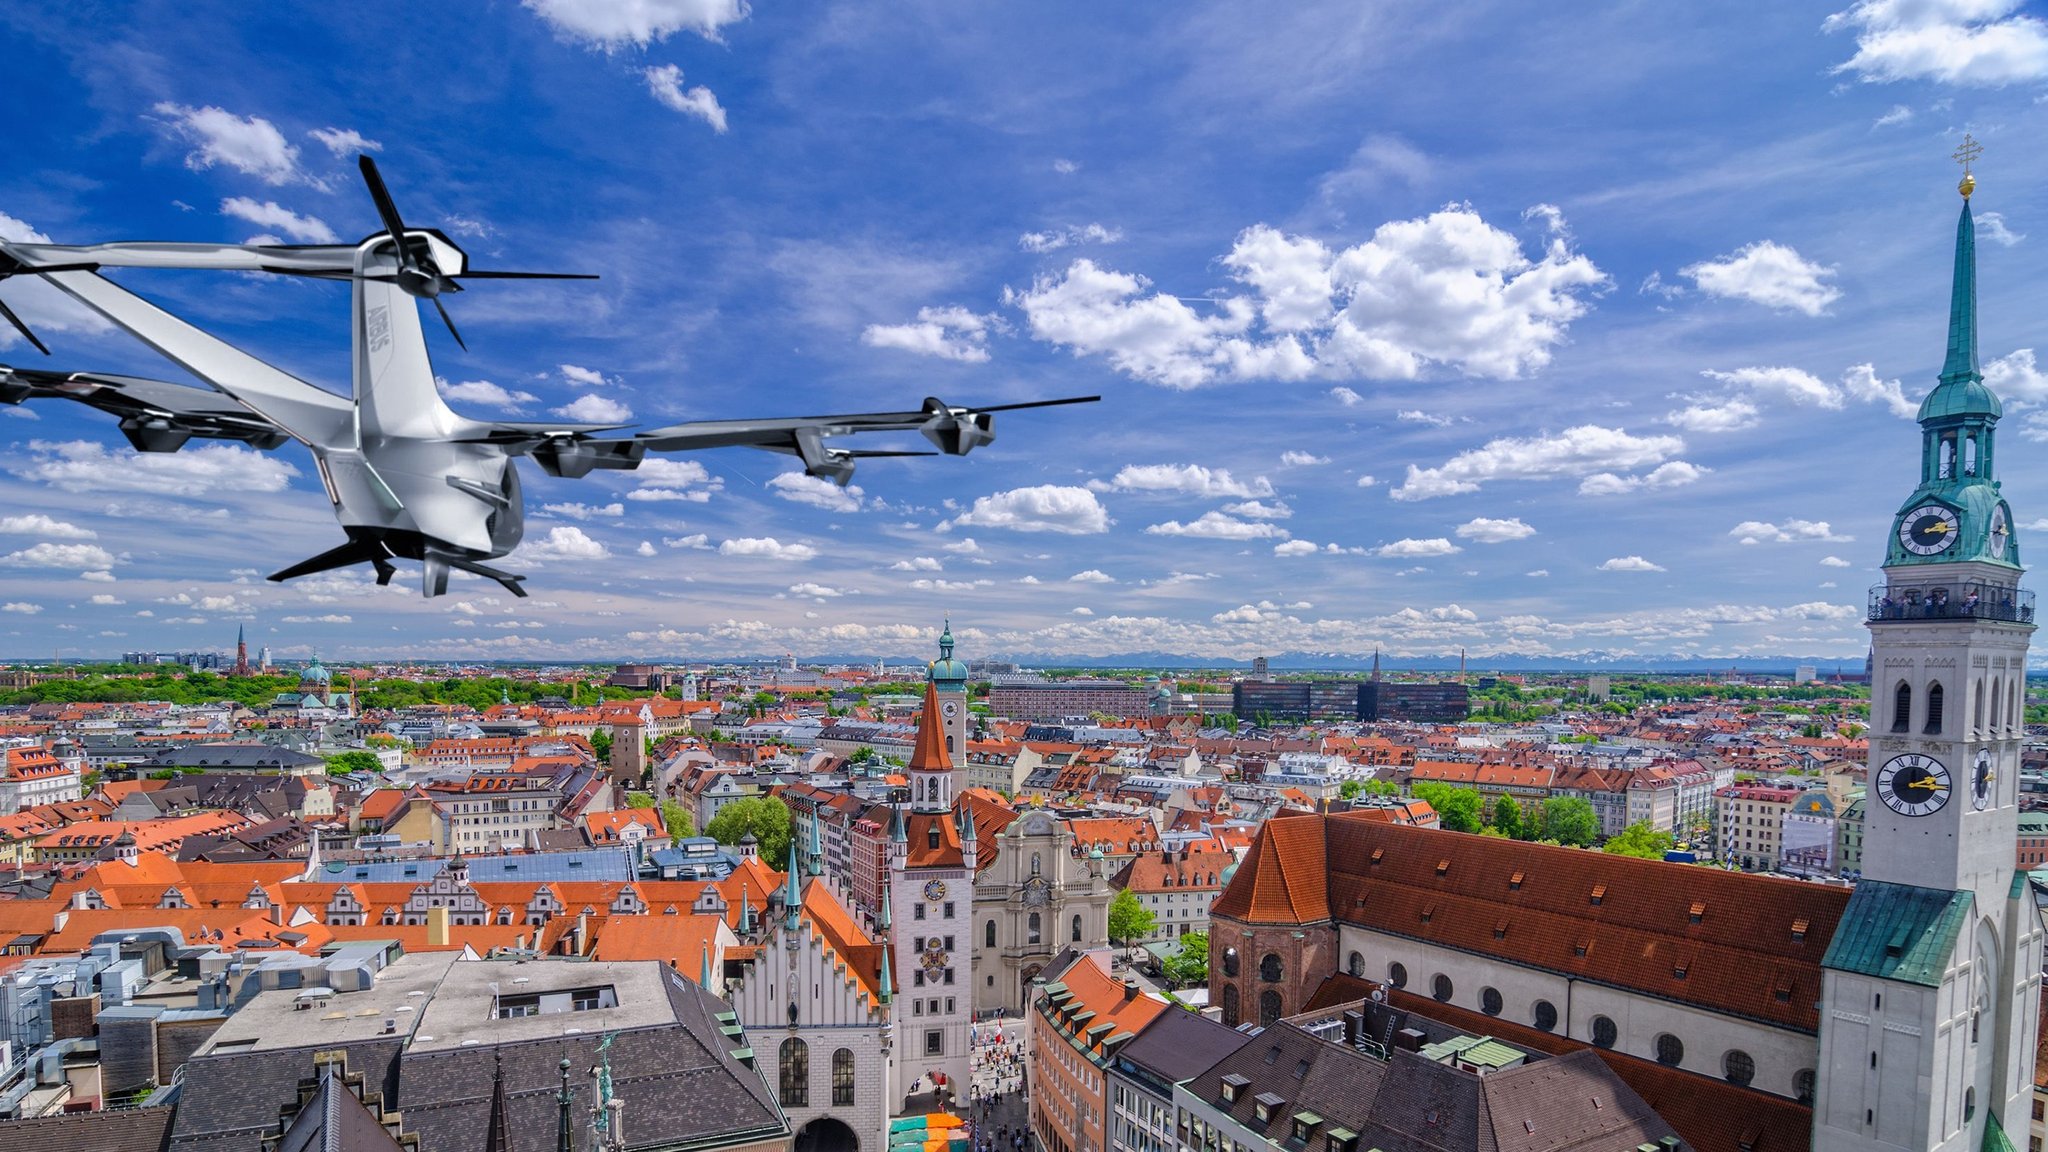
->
2, 2, 2047, 661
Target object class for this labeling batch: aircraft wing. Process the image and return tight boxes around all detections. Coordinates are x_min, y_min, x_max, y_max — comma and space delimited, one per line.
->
0, 364, 292, 453
630, 395, 1098, 485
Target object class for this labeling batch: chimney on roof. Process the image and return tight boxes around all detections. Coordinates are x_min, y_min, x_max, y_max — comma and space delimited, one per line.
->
1122, 977, 1139, 1001
427, 905, 450, 948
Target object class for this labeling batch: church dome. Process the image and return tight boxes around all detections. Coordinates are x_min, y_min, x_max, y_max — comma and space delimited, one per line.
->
1219, 859, 1240, 887
927, 619, 969, 688
299, 658, 331, 686
1918, 375, 2001, 423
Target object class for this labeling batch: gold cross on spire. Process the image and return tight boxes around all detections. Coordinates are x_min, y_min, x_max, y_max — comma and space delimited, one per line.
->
1953, 134, 1982, 198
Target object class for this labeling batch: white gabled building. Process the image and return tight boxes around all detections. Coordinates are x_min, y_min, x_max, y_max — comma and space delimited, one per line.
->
732, 843, 896, 1152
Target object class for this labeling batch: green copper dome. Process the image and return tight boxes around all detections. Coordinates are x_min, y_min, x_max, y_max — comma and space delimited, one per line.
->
927, 617, 969, 688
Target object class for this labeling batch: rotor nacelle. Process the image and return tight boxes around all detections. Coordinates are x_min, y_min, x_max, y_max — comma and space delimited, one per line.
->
918, 398, 996, 456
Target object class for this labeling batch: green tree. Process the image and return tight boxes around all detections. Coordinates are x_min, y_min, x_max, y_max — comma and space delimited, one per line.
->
660, 800, 696, 841
1161, 931, 1209, 988
1602, 821, 1676, 860
706, 795, 793, 864
1541, 796, 1601, 847
590, 728, 613, 765
625, 792, 656, 809
1491, 795, 1524, 840
1410, 782, 1484, 833
324, 750, 382, 776
1339, 780, 1364, 801
1107, 888, 1157, 953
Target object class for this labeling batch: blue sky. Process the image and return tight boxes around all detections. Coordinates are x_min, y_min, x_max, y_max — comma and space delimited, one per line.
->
1, 0, 2047, 664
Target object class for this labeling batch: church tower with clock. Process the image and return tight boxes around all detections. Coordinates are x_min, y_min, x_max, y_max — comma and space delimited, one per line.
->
1813, 146, 2043, 1152
927, 619, 971, 778
885, 679, 976, 1114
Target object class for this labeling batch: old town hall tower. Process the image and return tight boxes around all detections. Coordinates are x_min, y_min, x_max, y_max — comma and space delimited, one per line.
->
1813, 150, 2044, 1152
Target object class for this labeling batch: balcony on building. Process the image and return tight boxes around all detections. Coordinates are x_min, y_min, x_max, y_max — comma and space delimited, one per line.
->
1866, 581, 2033, 624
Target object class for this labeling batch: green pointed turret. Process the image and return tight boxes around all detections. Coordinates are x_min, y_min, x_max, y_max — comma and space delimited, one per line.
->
1919, 200, 2000, 422
877, 941, 893, 1003
783, 841, 804, 930
700, 946, 713, 989
806, 817, 823, 878
1886, 177, 2020, 570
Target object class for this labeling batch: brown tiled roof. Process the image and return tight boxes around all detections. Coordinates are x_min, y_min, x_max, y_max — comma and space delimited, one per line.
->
1323, 817, 1845, 1032
0, 1104, 174, 1152
1207, 811, 1329, 925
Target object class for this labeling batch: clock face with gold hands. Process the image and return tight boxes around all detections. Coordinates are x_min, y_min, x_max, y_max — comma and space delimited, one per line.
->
1899, 504, 1959, 556
1877, 753, 1951, 817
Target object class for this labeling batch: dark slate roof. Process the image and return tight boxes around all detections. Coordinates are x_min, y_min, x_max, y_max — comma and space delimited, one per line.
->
393, 971, 782, 1152
170, 1040, 404, 1151
1821, 879, 1971, 987
1115, 1002, 1254, 1092
1188, 1016, 1677, 1152
167, 971, 780, 1152
0, 1106, 174, 1152
271, 1064, 406, 1152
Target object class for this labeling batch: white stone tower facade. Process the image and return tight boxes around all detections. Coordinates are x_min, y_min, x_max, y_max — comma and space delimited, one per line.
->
1812, 157, 2044, 1152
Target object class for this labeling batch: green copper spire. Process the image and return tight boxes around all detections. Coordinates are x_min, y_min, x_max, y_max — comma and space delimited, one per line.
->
1887, 154, 2021, 571
1942, 198, 1978, 386
877, 940, 893, 1003
806, 817, 823, 878
700, 945, 713, 989
783, 841, 804, 930
1919, 180, 1999, 423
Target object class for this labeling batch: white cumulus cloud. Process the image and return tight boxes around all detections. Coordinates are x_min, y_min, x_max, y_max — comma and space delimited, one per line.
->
542, 501, 625, 520
151, 103, 303, 185
1144, 512, 1286, 540
1374, 537, 1460, 558
768, 471, 865, 513
1599, 556, 1666, 572
719, 537, 818, 561
1578, 461, 1707, 496
1069, 569, 1116, 583
0, 514, 95, 540
1730, 519, 1852, 544
1007, 206, 1604, 388
1392, 425, 1686, 501
862, 306, 998, 362
440, 378, 539, 409
521, 526, 611, 561
1110, 463, 1273, 499
1825, 0, 2048, 85
554, 394, 633, 422
1273, 540, 1321, 556
643, 64, 729, 132
1682, 241, 1840, 316
0, 542, 115, 571
523, 0, 749, 47
950, 486, 1110, 534
1280, 451, 1328, 466
11, 440, 297, 494
1456, 517, 1535, 543
1, 602, 40, 615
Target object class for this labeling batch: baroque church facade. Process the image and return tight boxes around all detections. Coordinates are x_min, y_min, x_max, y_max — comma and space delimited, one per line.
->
1208, 166, 2041, 1152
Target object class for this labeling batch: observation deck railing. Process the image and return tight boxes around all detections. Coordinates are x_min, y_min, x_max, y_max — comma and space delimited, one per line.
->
1866, 581, 2034, 624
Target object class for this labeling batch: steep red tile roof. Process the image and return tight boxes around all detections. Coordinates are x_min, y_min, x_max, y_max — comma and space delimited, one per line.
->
1208, 811, 1329, 925
1321, 815, 1846, 1033
908, 680, 951, 772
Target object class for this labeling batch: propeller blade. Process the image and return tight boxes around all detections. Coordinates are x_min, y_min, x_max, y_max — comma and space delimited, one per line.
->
357, 155, 412, 262
0, 297, 50, 356
966, 395, 1101, 413
457, 270, 602, 281
432, 296, 466, 351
